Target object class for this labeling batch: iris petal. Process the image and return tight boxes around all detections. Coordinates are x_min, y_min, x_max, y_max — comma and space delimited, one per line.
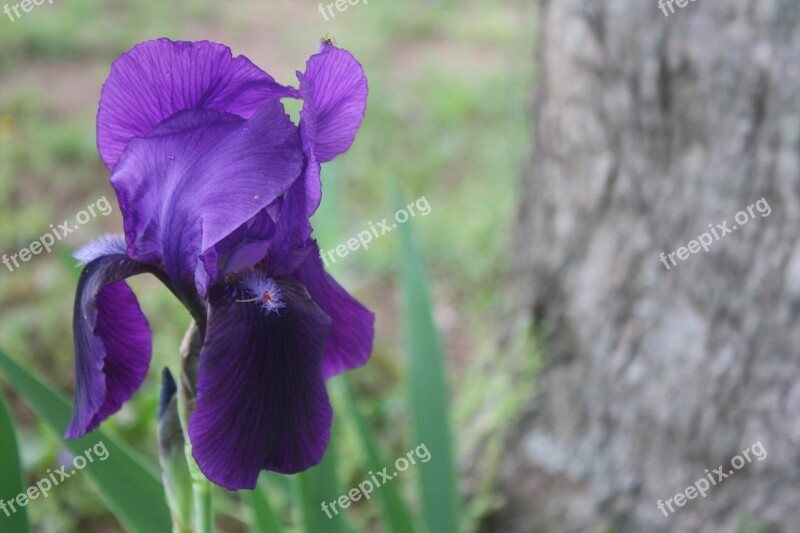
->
298, 43, 369, 163
268, 43, 367, 277
66, 245, 156, 438
110, 102, 304, 295
98, 38, 298, 169
257, 180, 317, 277
200, 209, 277, 292
189, 276, 332, 489
293, 243, 375, 379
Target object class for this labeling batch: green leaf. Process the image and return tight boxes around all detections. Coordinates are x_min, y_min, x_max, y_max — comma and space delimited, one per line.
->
0, 388, 30, 533
343, 377, 418, 533
294, 419, 348, 533
0, 348, 171, 533
394, 187, 461, 533
247, 480, 283, 533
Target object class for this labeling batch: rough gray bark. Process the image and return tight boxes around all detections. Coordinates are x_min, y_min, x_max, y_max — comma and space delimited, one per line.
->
492, 1, 800, 531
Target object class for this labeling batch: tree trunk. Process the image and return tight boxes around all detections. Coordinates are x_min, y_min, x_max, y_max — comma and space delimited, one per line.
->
492, 1, 800, 531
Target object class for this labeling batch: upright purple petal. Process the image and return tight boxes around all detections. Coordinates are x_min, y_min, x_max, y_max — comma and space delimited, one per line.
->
293, 244, 375, 379
198, 168, 319, 292
256, 177, 317, 277
209, 209, 276, 279
98, 38, 298, 169
110, 102, 304, 295
297, 43, 368, 164
255, 43, 372, 276
66, 242, 156, 438
189, 275, 332, 489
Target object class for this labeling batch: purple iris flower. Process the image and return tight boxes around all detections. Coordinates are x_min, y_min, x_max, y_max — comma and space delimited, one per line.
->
65, 38, 374, 490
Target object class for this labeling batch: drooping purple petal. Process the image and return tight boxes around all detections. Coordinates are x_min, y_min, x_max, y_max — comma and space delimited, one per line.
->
189, 275, 332, 489
297, 43, 368, 164
66, 246, 156, 438
98, 38, 299, 169
292, 243, 375, 379
110, 102, 304, 296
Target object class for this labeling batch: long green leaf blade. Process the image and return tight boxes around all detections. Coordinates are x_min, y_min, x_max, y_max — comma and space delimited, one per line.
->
0, 388, 30, 533
0, 348, 171, 533
394, 188, 461, 533
248, 481, 283, 533
295, 419, 348, 533
343, 377, 418, 533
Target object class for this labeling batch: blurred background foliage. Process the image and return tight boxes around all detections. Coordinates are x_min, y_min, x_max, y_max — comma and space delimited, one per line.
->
0, 0, 534, 531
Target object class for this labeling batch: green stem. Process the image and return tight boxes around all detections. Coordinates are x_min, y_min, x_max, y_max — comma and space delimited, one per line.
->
171, 515, 192, 533
176, 322, 215, 533
191, 471, 214, 533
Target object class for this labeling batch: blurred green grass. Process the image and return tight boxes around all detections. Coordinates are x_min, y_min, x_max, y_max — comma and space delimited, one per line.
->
0, 0, 535, 531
